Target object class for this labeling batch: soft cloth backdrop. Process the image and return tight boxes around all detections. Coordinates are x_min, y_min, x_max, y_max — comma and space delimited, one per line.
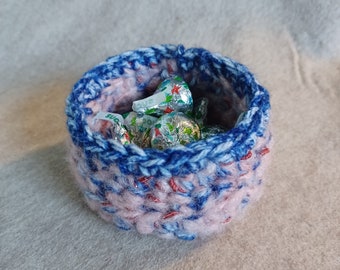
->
0, 1, 339, 269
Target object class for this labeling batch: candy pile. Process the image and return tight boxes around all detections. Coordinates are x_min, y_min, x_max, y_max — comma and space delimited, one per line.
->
95, 76, 227, 150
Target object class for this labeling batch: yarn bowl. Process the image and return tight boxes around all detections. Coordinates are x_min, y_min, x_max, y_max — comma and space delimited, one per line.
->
65, 44, 272, 240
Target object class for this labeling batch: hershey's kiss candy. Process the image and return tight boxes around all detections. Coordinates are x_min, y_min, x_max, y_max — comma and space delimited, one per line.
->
132, 76, 193, 116
123, 111, 158, 148
150, 112, 200, 150
95, 111, 131, 145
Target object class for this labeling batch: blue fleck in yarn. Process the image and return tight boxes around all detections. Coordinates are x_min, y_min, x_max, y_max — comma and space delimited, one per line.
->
65, 44, 272, 240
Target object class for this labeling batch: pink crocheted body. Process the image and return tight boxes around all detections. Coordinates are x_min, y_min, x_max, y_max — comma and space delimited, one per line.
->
68, 129, 271, 238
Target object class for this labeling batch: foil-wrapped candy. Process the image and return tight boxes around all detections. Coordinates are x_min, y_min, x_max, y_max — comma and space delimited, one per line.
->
94, 76, 233, 149
192, 97, 209, 126
150, 112, 201, 150
132, 76, 193, 116
201, 125, 226, 139
94, 111, 131, 145
123, 111, 158, 148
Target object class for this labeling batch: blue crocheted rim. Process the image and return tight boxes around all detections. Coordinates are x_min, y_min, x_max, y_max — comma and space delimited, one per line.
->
65, 44, 270, 177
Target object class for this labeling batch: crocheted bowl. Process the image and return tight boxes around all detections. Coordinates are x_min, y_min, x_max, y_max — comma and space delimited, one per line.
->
65, 44, 272, 240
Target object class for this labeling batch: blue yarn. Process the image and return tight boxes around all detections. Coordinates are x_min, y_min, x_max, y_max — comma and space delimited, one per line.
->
212, 182, 233, 195
113, 217, 131, 231
188, 189, 211, 211
185, 214, 201, 221
84, 191, 103, 202
241, 197, 250, 209
162, 222, 179, 232
175, 230, 196, 241
102, 206, 117, 214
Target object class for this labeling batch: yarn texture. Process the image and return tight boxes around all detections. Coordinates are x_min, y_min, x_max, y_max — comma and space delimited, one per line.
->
65, 44, 272, 240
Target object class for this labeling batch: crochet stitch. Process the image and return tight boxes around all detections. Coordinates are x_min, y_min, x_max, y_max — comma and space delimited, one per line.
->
65, 44, 272, 240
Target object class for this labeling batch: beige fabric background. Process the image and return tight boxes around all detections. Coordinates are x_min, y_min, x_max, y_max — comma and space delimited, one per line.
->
1, 1, 339, 269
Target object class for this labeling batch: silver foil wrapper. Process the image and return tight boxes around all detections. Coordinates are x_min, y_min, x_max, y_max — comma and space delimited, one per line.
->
200, 125, 226, 139
193, 97, 209, 126
95, 111, 131, 145
132, 76, 193, 116
150, 112, 201, 150
123, 111, 158, 148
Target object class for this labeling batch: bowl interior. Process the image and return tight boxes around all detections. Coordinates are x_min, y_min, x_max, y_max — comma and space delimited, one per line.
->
85, 57, 247, 135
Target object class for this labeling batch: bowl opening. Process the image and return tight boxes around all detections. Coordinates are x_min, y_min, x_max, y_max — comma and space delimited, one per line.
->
85, 53, 248, 137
